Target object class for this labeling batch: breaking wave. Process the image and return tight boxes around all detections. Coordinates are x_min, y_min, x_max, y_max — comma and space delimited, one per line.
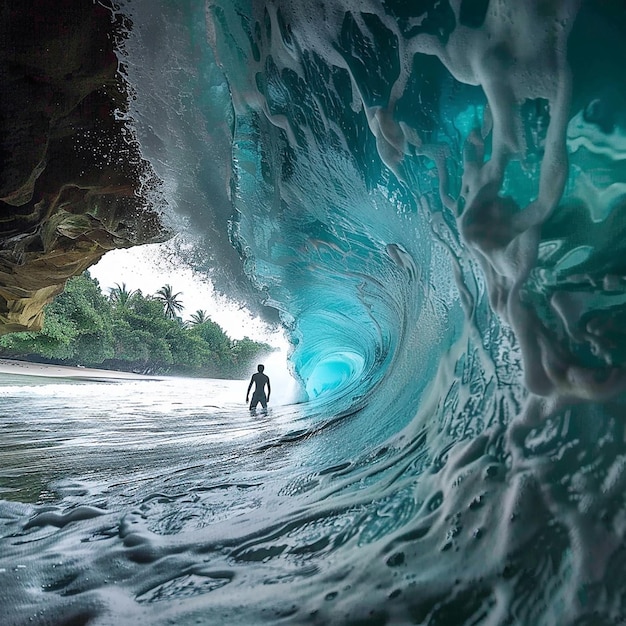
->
3, 1, 626, 624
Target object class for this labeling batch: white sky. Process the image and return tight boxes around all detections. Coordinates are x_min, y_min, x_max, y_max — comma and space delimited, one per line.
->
90, 241, 282, 346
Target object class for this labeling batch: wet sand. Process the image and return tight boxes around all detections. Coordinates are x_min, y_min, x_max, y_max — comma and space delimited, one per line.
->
0, 359, 162, 381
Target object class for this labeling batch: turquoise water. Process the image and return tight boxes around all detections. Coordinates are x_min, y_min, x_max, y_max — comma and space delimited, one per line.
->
3, 1, 626, 624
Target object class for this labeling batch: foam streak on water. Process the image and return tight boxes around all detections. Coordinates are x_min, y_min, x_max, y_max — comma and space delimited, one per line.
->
0, 377, 316, 624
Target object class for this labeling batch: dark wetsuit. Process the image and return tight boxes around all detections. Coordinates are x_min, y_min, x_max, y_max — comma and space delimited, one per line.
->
248, 372, 270, 409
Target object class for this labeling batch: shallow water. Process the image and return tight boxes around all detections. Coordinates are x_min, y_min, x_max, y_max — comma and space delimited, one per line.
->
0, 375, 318, 624
2, 369, 626, 625
0, 376, 295, 504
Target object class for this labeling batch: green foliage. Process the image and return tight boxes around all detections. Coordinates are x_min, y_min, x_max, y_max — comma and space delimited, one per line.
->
108, 283, 138, 308
0, 271, 274, 378
231, 337, 273, 376
0, 272, 114, 363
60, 272, 115, 364
189, 309, 209, 325
0, 310, 76, 360
154, 284, 184, 320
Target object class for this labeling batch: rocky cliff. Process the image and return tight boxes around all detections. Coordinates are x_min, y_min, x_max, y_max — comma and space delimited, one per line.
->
0, 0, 168, 333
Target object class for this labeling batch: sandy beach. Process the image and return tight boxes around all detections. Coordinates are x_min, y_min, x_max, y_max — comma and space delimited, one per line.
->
0, 359, 162, 381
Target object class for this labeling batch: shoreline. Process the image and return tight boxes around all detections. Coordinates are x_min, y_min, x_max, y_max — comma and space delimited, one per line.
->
0, 359, 163, 381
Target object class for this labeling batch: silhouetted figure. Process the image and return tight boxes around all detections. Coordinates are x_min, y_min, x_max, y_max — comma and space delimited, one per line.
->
246, 364, 271, 410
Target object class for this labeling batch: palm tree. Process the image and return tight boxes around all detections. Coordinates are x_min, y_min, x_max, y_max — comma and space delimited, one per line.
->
189, 309, 209, 326
109, 283, 138, 308
155, 284, 184, 320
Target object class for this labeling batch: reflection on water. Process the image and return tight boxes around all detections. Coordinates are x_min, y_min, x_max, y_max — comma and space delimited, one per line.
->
0, 376, 303, 505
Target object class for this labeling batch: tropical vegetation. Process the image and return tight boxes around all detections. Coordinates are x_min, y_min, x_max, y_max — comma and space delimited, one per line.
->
154, 284, 184, 320
0, 272, 274, 379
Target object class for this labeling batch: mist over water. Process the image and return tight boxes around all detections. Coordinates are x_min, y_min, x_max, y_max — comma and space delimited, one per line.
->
3, 1, 626, 624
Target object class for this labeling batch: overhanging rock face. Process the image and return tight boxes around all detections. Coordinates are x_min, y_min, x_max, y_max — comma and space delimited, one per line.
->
0, 0, 169, 333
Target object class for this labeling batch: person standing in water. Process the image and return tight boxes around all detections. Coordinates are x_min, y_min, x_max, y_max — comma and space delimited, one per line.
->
246, 364, 271, 410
